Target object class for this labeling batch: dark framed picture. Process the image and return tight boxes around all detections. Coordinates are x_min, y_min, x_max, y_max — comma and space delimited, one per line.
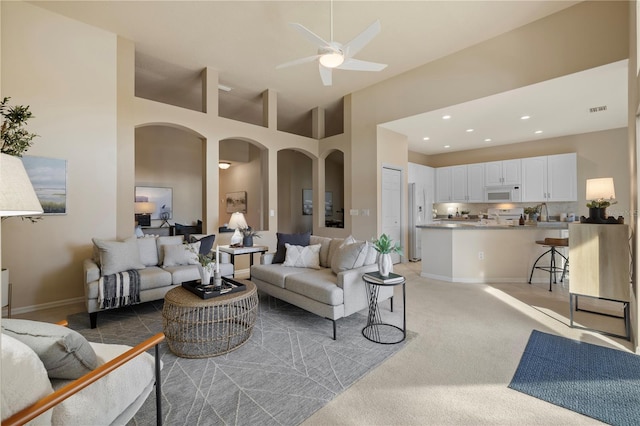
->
226, 191, 247, 213
135, 186, 172, 220
302, 189, 313, 215
22, 155, 67, 215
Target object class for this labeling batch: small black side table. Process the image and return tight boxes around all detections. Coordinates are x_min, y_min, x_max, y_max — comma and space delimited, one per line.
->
362, 272, 406, 344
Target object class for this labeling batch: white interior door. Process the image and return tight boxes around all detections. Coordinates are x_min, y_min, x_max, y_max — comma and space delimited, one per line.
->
382, 167, 402, 263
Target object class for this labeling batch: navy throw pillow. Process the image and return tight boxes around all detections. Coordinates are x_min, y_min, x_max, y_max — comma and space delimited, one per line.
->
273, 232, 311, 264
190, 234, 216, 255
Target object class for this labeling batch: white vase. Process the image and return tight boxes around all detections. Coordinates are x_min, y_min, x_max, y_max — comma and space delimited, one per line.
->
378, 253, 393, 277
198, 263, 214, 285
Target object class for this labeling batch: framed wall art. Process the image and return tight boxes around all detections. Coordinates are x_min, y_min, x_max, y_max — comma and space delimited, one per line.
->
22, 155, 67, 215
135, 186, 173, 220
226, 191, 247, 213
302, 189, 313, 215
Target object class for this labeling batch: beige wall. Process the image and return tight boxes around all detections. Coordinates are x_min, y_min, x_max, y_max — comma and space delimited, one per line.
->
277, 150, 312, 234
1, 1, 117, 310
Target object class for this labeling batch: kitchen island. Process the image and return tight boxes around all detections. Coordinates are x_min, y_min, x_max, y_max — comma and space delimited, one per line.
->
418, 222, 568, 283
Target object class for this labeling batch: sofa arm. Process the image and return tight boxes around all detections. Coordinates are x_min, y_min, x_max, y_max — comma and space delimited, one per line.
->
2, 332, 165, 426
336, 264, 378, 288
260, 252, 276, 265
83, 258, 101, 284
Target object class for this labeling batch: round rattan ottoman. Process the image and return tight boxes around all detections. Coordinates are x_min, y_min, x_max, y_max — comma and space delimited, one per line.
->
162, 281, 258, 358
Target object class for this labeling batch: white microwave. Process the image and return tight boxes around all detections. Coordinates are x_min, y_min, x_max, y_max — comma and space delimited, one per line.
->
484, 185, 521, 202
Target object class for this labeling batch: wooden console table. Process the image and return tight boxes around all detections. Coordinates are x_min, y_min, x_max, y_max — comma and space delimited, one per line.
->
568, 223, 630, 340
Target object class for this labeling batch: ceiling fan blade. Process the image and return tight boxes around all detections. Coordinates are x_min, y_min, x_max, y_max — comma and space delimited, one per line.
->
289, 23, 331, 49
337, 58, 387, 72
342, 20, 381, 58
276, 55, 321, 69
319, 64, 332, 86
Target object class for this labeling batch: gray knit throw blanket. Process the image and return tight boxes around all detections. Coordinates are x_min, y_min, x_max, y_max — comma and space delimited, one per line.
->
98, 269, 141, 309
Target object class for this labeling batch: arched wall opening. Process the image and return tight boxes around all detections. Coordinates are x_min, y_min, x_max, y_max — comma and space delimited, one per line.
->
219, 137, 269, 232
135, 124, 206, 230
323, 150, 345, 229
277, 149, 315, 234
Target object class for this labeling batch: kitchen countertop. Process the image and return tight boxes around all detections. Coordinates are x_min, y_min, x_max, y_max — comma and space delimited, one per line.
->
417, 221, 569, 230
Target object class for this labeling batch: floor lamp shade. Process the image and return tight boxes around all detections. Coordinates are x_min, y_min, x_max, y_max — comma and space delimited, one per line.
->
0, 153, 43, 216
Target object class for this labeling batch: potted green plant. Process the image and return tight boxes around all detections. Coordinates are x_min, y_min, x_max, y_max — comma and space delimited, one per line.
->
187, 244, 216, 284
240, 227, 260, 247
371, 234, 403, 277
524, 207, 537, 221
1, 97, 38, 157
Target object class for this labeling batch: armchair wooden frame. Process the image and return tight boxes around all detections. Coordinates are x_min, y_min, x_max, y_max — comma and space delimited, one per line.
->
2, 320, 165, 426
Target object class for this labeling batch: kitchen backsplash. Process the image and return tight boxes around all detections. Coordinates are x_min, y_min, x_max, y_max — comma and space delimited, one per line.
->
433, 201, 580, 219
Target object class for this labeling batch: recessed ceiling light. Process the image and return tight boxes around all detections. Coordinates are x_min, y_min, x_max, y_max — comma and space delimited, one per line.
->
423, 137, 430, 141
484, 138, 492, 142
521, 115, 530, 120
442, 115, 451, 120
466, 129, 474, 133
444, 145, 451, 148
535, 130, 543, 134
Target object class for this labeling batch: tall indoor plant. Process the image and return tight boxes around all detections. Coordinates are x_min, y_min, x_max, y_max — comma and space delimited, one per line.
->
371, 233, 403, 277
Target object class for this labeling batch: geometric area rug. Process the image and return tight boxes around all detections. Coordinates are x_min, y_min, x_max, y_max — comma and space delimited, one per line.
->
508, 330, 640, 426
67, 293, 414, 426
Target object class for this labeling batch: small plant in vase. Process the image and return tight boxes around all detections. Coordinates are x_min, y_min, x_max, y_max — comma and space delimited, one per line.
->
240, 227, 260, 247
188, 244, 216, 285
371, 234, 403, 277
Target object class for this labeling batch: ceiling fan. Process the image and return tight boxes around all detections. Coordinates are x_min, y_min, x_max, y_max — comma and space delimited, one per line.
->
276, 1, 387, 86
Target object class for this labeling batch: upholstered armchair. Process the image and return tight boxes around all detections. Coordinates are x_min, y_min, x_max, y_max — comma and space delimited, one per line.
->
1, 319, 164, 425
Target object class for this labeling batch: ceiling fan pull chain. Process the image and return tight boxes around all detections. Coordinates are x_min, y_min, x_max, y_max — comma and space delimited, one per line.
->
330, 0, 334, 41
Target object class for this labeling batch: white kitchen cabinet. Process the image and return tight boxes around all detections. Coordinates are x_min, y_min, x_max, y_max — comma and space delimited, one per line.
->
484, 159, 521, 186
521, 153, 576, 202
436, 167, 453, 202
442, 163, 484, 202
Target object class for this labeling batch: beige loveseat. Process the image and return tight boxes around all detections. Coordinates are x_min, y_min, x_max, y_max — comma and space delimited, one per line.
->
250, 235, 394, 339
83, 234, 233, 328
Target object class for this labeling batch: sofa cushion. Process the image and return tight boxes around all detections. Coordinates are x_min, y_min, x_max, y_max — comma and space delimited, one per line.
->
331, 240, 368, 273
283, 243, 321, 269
285, 269, 344, 306
137, 236, 159, 266
163, 264, 200, 284
251, 263, 308, 288
273, 232, 310, 264
162, 242, 200, 267
1, 333, 54, 423
310, 235, 333, 268
190, 234, 215, 255
93, 236, 145, 276
2, 319, 98, 380
156, 236, 184, 264
327, 238, 346, 266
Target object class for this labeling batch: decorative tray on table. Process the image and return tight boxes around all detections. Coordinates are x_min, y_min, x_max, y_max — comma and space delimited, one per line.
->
181, 277, 246, 299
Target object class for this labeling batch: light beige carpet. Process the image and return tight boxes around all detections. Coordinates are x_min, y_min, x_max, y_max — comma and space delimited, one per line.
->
303, 262, 632, 425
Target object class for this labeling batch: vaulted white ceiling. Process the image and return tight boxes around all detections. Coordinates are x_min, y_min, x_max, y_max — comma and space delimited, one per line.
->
31, 0, 621, 151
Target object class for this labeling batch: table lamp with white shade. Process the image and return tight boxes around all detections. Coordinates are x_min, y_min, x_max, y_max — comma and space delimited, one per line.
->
134, 201, 156, 227
583, 177, 621, 223
228, 212, 247, 246
1, 153, 44, 317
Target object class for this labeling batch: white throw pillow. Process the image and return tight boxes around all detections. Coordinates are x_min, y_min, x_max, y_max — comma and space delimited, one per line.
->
331, 240, 368, 274
363, 241, 378, 265
1, 334, 54, 423
137, 236, 159, 266
92, 236, 145, 276
156, 236, 184, 264
163, 242, 200, 267
283, 243, 321, 269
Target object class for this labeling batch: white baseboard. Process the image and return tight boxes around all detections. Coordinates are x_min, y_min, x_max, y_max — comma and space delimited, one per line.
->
6, 296, 84, 316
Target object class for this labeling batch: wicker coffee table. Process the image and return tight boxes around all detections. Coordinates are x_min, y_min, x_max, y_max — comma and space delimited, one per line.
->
162, 280, 258, 358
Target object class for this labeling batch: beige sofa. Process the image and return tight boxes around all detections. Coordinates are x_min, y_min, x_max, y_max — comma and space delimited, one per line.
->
250, 235, 394, 339
84, 234, 233, 328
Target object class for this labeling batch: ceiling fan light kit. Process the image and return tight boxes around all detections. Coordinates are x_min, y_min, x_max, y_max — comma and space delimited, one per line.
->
277, 1, 387, 86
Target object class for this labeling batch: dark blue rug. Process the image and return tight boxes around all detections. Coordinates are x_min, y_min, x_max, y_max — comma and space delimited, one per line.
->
509, 330, 640, 425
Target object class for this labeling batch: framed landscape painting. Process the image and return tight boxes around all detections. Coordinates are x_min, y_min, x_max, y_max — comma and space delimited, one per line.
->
226, 191, 247, 213
22, 155, 67, 215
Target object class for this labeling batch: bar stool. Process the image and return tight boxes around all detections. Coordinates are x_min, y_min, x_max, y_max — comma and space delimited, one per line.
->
528, 237, 569, 291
